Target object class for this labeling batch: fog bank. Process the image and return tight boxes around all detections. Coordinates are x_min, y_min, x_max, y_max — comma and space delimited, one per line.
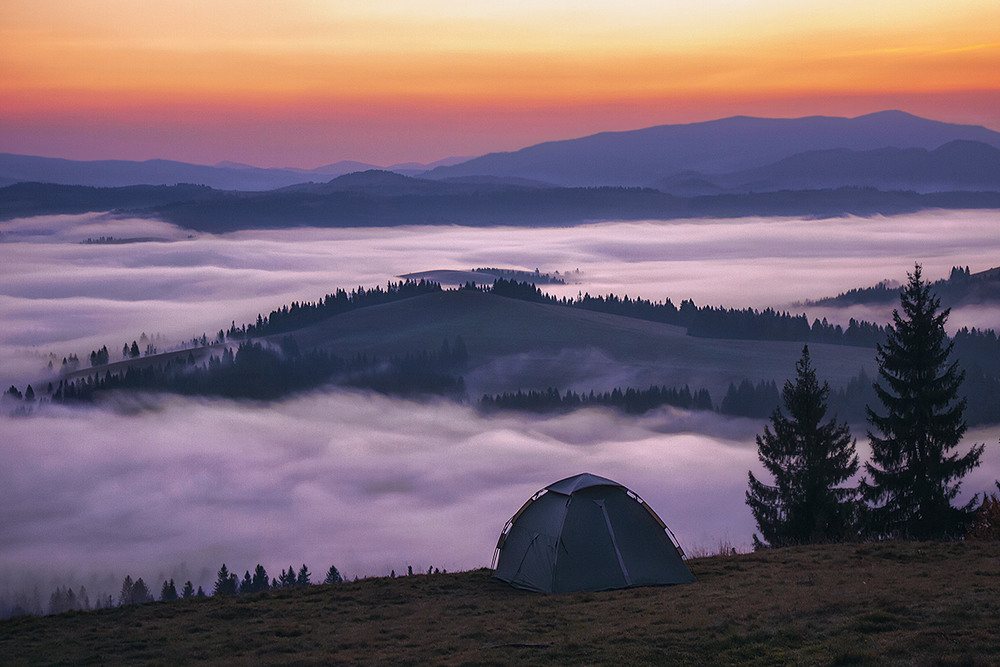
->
0, 393, 762, 594
4, 211, 1000, 389
2, 210, 998, 602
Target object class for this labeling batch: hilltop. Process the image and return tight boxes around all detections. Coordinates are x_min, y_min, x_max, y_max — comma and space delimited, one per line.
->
3, 541, 998, 665
281, 288, 875, 399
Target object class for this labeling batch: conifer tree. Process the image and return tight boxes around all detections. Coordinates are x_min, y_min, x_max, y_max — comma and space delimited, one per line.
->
861, 265, 983, 539
239, 571, 253, 595
118, 575, 134, 606
130, 578, 152, 605
181, 581, 195, 599
251, 564, 270, 593
296, 564, 311, 587
160, 578, 178, 601
747, 345, 859, 547
324, 565, 343, 584
213, 564, 238, 596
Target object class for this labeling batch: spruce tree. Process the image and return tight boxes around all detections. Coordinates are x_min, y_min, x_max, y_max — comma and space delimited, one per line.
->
160, 579, 178, 601
213, 564, 238, 596
861, 264, 983, 539
118, 575, 134, 606
324, 565, 343, 585
251, 564, 270, 593
746, 345, 859, 547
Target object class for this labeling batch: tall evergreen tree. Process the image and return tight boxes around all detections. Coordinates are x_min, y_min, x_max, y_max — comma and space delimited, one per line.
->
239, 571, 254, 595
746, 345, 859, 547
251, 564, 270, 593
160, 579, 178, 601
118, 575, 134, 606
861, 265, 983, 539
130, 578, 152, 605
213, 564, 238, 596
279, 566, 296, 588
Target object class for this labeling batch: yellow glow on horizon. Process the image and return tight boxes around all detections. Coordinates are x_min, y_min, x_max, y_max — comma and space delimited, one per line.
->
2, 0, 999, 162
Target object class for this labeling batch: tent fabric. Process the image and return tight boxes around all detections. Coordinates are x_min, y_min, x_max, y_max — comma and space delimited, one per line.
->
493, 473, 695, 593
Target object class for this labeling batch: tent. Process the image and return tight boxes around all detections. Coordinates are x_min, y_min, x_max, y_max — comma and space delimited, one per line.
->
492, 473, 695, 593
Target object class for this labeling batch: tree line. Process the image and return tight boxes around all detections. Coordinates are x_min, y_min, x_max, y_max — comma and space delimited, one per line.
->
747, 266, 994, 547
486, 277, 889, 347
50, 337, 468, 403
2, 559, 458, 619
480, 384, 713, 414
809, 265, 1000, 308
227, 279, 442, 340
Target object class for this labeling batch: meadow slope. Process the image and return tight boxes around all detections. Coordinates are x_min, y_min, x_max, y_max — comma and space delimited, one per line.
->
2, 541, 998, 666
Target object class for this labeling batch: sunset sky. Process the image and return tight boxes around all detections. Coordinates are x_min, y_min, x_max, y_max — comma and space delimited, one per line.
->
2, 0, 999, 167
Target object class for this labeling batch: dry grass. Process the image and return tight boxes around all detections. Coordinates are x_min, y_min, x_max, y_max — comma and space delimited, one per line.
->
3, 541, 999, 666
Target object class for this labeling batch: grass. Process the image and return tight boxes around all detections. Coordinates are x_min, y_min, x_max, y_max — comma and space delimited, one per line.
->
3, 541, 999, 665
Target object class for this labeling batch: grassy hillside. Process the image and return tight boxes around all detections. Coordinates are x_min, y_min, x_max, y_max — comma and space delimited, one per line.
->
3, 541, 998, 665
284, 289, 875, 398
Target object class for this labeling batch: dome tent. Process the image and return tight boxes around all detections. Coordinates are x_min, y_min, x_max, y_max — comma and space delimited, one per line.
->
492, 473, 695, 593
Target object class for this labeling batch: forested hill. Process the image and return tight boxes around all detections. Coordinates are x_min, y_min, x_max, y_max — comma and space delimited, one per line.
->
4, 176, 1000, 229
486, 278, 888, 348
809, 265, 1000, 307
10, 277, 995, 425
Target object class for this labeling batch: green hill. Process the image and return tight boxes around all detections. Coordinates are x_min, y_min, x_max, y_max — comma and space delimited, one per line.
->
3, 541, 998, 665
283, 289, 875, 398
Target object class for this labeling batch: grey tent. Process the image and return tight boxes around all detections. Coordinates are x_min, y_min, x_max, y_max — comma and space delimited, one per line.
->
492, 473, 695, 593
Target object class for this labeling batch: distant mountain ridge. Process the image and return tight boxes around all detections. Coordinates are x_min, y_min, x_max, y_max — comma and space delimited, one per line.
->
0, 154, 467, 191
4, 111, 1000, 193
653, 140, 1000, 195
426, 111, 1000, 188
5, 175, 1000, 230
3, 111, 1000, 222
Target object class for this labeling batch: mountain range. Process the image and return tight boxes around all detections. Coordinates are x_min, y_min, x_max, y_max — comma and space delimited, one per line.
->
423, 110, 1000, 189
0, 154, 467, 191
3, 111, 1000, 226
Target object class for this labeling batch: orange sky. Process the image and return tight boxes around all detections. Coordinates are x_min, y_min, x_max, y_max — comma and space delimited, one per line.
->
2, 0, 999, 166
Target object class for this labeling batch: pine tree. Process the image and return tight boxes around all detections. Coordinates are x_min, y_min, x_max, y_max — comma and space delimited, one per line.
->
296, 564, 311, 587
251, 564, 270, 593
746, 345, 859, 547
861, 265, 983, 539
213, 564, 238, 596
324, 565, 343, 585
181, 581, 195, 599
160, 578, 178, 601
130, 578, 152, 605
239, 571, 254, 595
118, 575, 134, 606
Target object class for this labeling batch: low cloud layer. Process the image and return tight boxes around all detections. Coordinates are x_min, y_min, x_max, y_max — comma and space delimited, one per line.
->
0, 393, 763, 593
2, 393, 996, 600
2, 211, 998, 601
3, 211, 1000, 389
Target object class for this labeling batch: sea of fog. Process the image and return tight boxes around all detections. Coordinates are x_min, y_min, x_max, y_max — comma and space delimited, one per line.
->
2, 211, 999, 602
